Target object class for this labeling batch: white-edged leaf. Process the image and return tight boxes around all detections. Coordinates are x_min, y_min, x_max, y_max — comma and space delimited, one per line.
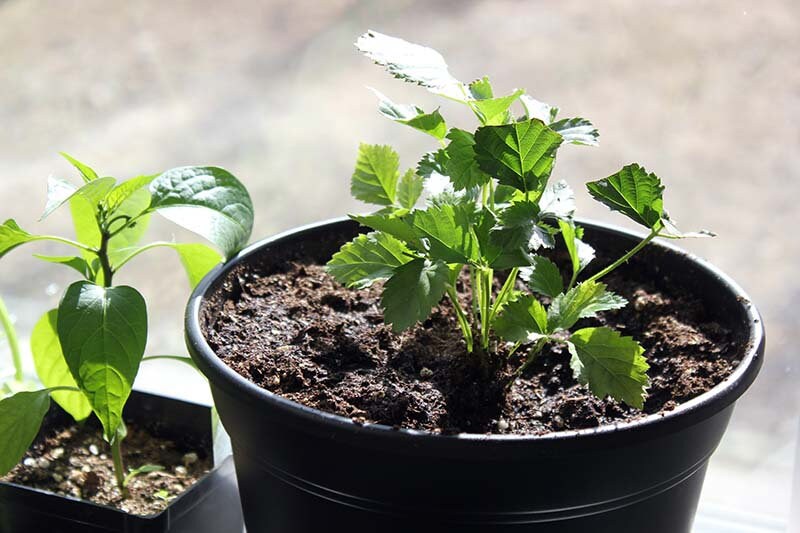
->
519, 94, 558, 122
549, 117, 599, 147
539, 180, 576, 220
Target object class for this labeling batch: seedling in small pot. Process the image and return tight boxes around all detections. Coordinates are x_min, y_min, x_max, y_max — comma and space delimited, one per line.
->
0, 155, 253, 497
327, 31, 714, 409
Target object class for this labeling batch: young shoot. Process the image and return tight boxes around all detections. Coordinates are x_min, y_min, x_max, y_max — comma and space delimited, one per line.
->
0, 155, 253, 497
327, 31, 713, 409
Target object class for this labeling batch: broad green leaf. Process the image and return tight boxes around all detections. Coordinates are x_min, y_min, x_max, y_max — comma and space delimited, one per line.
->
444, 129, 491, 191
350, 144, 400, 206
559, 220, 595, 281
33, 255, 92, 278
381, 258, 449, 332
149, 166, 254, 259
0, 220, 35, 259
356, 30, 467, 101
497, 200, 540, 228
473, 89, 524, 126
519, 94, 558, 123
169, 243, 223, 288
41, 176, 116, 220
57, 282, 148, 439
416, 149, 448, 181
107, 188, 152, 267
547, 280, 627, 331
60, 152, 98, 183
397, 169, 423, 209
412, 204, 479, 264
31, 310, 92, 421
0, 390, 51, 475
539, 180, 576, 220
327, 232, 412, 289
0, 379, 37, 400
549, 117, 599, 147
494, 295, 549, 342
106, 174, 157, 212
468, 76, 494, 100
525, 255, 564, 298
350, 213, 418, 245
473, 118, 563, 193
567, 327, 649, 409
586, 164, 664, 229
474, 208, 534, 269
370, 88, 447, 140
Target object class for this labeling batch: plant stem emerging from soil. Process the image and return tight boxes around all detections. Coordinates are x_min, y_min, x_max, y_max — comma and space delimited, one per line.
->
0, 296, 23, 381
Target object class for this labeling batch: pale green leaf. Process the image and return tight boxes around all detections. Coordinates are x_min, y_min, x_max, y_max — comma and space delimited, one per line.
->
31, 310, 92, 421
0, 220, 35, 259
549, 117, 599, 147
468, 76, 494, 100
397, 169, 423, 209
106, 174, 157, 212
444, 129, 491, 191
519, 94, 557, 122
494, 295, 549, 343
586, 163, 664, 229
473, 89, 524, 125
57, 282, 148, 439
381, 258, 449, 332
351, 144, 400, 206
327, 232, 412, 289
0, 390, 51, 475
370, 88, 447, 140
60, 152, 98, 183
41, 176, 115, 220
547, 280, 627, 331
356, 30, 467, 101
539, 180, 576, 220
149, 166, 254, 259
567, 327, 649, 409
473, 118, 563, 193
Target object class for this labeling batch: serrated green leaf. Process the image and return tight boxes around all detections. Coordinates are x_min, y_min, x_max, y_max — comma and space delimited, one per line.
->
468, 76, 494, 100
381, 258, 449, 332
559, 220, 595, 282
586, 164, 664, 229
41, 176, 116, 220
327, 232, 412, 289
549, 117, 599, 147
149, 166, 254, 259
567, 327, 649, 409
519, 94, 557, 122
31, 310, 92, 421
350, 144, 400, 207
0, 390, 51, 475
471, 208, 532, 269
444, 129, 491, 191
526, 256, 564, 298
497, 200, 540, 228
473, 118, 563, 194
547, 280, 627, 331
494, 295, 549, 342
397, 169, 423, 209
0, 220, 35, 259
370, 88, 448, 140
60, 152, 99, 183
33, 255, 92, 278
356, 30, 467, 101
539, 180, 575, 220
412, 204, 479, 264
473, 89, 524, 126
57, 282, 148, 440
416, 149, 448, 181
350, 213, 418, 245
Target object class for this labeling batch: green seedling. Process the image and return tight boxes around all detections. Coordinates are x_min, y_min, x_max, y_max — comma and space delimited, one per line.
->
0, 155, 253, 497
328, 31, 713, 409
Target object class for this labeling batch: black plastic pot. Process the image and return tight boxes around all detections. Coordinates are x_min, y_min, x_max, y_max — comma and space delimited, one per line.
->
0, 391, 243, 533
186, 218, 765, 533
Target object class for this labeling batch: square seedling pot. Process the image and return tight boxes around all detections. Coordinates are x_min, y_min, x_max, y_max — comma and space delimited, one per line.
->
0, 390, 243, 533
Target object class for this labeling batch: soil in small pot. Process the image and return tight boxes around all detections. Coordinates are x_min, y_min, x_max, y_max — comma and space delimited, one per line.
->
1, 418, 212, 516
202, 239, 745, 436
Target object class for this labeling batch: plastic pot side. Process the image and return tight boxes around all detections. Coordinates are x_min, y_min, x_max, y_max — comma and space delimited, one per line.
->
186, 218, 765, 533
0, 391, 244, 533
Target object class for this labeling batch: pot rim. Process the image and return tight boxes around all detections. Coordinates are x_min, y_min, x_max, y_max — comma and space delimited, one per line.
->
185, 217, 765, 444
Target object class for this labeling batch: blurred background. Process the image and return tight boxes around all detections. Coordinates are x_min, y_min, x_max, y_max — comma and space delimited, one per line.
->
0, 1, 797, 530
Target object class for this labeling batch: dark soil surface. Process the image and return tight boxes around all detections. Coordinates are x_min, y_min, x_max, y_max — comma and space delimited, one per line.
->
1, 419, 212, 516
202, 239, 744, 436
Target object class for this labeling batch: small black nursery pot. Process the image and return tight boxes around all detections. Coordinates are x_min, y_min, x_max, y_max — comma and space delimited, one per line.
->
186, 218, 764, 533
0, 391, 243, 533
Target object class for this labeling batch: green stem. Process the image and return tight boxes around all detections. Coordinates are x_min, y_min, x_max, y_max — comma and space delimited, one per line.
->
585, 228, 659, 284
0, 296, 23, 381
488, 179, 496, 211
98, 231, 114, 287
30, 235, 97, 254
111, 437, 128, 497
470, 267, 481, 329
488, 267, 519, 326
112, 242, 169, 273
480, 268, 493, 350
446, 286, 473, 353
